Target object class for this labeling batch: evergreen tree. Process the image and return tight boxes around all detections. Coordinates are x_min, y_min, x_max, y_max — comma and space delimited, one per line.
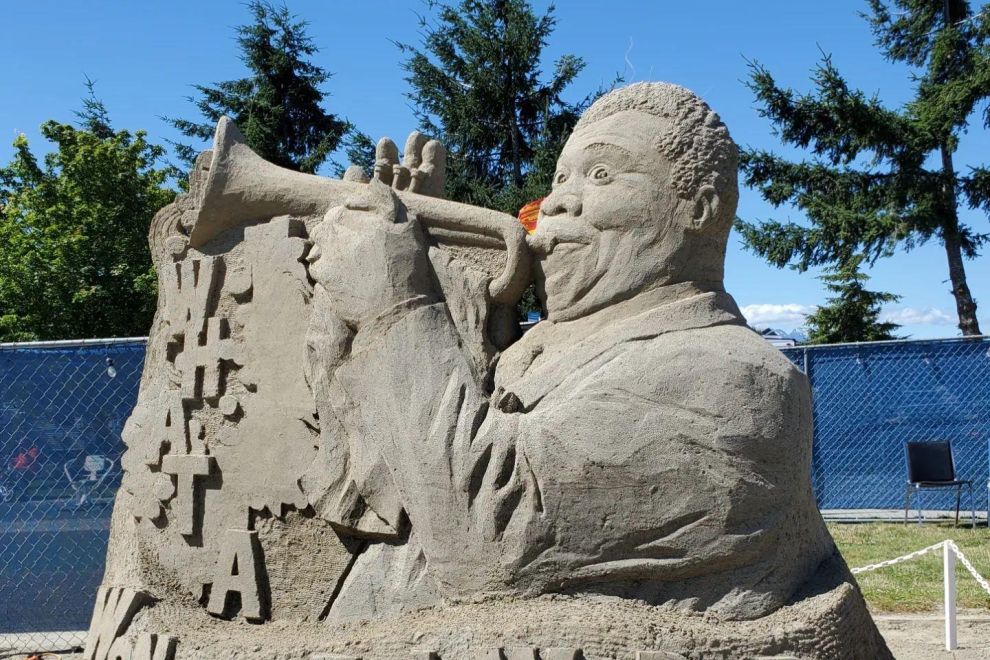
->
0, 89, 176, 341
737, 0, 989, 336
333, 129, 377, 179
168, 1, 348, 174
397, 0, 595, 216
76, 76, 114, 140
804, 258, 902, 344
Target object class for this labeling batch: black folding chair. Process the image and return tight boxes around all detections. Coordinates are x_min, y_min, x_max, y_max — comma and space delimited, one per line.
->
904, 440, 975, 527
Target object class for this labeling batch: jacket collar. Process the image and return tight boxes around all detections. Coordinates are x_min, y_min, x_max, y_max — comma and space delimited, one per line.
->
495, 282, 747, 410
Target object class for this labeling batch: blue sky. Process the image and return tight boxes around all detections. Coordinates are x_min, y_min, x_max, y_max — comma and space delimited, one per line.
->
1, 0, 987, 338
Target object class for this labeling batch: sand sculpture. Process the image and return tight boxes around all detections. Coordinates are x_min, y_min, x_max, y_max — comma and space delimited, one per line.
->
85, 82, 891, 659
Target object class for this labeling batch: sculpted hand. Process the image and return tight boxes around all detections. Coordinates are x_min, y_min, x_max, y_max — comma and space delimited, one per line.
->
371, 132, 447, 198
307, 179, 436, 329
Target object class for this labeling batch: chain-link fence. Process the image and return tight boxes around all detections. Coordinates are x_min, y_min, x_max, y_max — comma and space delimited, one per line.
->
0, 338, 144, 655
1, 334, 988, 653
782, 336, 990, 512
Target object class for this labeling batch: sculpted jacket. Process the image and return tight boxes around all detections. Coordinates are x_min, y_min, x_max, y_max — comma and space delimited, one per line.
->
328, 283, 832, 621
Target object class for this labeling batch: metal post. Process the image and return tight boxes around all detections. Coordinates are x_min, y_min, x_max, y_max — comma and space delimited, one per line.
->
944, 542, 957, 651
972, 483, 977, 529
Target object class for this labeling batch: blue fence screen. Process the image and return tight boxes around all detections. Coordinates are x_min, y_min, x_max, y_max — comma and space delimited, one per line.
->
0, 340, 144, 644
1, 335, 988, 650
782, 337, 990, 511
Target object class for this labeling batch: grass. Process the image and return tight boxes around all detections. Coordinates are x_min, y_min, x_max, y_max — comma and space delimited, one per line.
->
828, 522, 990, 613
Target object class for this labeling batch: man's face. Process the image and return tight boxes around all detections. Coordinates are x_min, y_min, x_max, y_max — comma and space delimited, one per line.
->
528, 110, 688, 321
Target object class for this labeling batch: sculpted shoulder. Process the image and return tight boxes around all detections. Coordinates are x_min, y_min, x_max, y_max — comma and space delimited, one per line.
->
671, 322, 796, 366
705, 323, 804, 378
623, 322, 809, 402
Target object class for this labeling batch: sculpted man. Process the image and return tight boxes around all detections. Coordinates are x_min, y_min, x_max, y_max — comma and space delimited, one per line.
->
306, 82, 838, 620
87, 80, 892, 657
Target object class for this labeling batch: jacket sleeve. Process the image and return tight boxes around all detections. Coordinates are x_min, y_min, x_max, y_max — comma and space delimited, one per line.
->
331, 302, 538, 581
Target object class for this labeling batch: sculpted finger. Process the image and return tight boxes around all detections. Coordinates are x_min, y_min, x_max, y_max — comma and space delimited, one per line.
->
402, 131, 428, 170
342, 165, 370, 183
391, 165, 412, 191
419, 139, 447, 197
374, 137, 399, 186
407, 168, 426, 194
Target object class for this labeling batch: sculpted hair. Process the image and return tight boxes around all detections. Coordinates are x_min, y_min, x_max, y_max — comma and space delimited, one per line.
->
575, 82, 739, 228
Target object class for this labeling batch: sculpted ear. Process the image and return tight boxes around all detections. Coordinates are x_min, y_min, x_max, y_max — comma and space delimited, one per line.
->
691, 184, 719, 231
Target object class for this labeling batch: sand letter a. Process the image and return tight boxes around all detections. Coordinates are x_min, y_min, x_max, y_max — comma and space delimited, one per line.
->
207, 529, 268, 620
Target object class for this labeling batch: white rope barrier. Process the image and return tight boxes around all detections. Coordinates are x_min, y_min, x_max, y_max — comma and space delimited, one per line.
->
850, 541, 946, 574
850, 539, 990, 651
947, 541, 990, 597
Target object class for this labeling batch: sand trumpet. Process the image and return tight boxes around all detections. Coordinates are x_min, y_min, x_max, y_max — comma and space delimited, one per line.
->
190, 117, 531, 305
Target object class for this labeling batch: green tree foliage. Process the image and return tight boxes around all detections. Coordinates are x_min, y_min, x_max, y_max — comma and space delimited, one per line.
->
332, 129, 377, 179
804, 257, 902, 344
398, 0, 595, 216
399, 0, 613, 316
0, 90, 176, 341
168, 1, 348, 174
737, 0, 989, 336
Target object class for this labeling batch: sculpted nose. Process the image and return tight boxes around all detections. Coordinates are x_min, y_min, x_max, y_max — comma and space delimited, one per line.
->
540, 191, 582, 218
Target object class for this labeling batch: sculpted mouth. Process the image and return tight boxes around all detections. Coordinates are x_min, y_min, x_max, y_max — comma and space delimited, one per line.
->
306, 244, 322, 263
526, 219, 594, 254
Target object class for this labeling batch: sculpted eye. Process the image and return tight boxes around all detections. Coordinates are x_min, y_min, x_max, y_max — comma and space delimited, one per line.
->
589, 164, 611, 184
553, 170, 568, 185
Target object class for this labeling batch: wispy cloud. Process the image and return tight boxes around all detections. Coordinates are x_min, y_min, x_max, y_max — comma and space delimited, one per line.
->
880, 307, 955, 326
741, 304, 960, 329
740, 303, 814, 328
